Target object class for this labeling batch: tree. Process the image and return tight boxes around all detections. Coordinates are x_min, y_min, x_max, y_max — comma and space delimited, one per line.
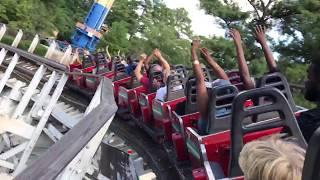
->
99, 21, 130, 54
200, 36, 238, 70
272, 0, 320, 64
198, 0, 268, 65
98, 0, 194, 65
0, 0, 92, 37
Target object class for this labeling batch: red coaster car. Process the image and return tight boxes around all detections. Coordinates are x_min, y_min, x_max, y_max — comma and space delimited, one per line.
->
118, 76, 147, 117
69, 55, 97, 89
171, 80, 239, 164
94, 52, 111, 74
112, 63, 131, 101
69, 53, 113, 93
133, 69, 165, 142
151, 72, 187, 142
187, 87, 307, 180
170, 66, 213, 130
170, 77, 200, 162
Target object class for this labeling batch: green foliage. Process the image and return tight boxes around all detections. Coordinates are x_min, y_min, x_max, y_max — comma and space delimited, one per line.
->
201, 36, 237, 69
0, 36, 14, 45
293, 92, 316, 109
99, 21, 130, 54
0, 0, 91, 37
276, 59, 307, 84
273, 0, 320, 64
249, 58, 268, 77
97, 0, 193, 65
33, 45, 48, 57
199, 0, 249, 27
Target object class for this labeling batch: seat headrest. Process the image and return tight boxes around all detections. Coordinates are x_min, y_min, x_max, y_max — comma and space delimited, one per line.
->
166, 72, 186, 101
229, 87, 306, 177
82, 55, 95, 68
258, 72, 296, 111
207, 84, 239, 134
174, 64, 187, 77
202, 67, 212, 82
113, 63, 128, 81
184, 76, 198, 114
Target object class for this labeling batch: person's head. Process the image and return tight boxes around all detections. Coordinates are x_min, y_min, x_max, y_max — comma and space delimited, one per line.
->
151, 64, 163, 73
239, 135, 305, 180
305, 63, 320, 103
127, 55, 133, 64
151, 64, 165, 84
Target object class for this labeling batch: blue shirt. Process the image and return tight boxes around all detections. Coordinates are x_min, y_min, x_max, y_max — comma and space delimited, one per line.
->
125, 63, 137, 75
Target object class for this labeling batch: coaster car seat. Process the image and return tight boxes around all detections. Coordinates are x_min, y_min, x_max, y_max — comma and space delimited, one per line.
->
229, 87, 307, 177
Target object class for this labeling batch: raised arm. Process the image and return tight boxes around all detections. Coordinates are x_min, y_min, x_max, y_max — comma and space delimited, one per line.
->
200, 48, 229, 80
191, 39, 209, 120
255, 25, 278, 73
230, 29, 255, 90
144, 53, 154, 71
153, 49, 171, 78
105, 45, 111, 61
134, 54, 147, 81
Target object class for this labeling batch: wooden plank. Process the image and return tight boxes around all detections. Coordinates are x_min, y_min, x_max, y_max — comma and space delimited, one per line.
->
0, 24, 6, 41
0, 53, 20, 93
14, 74, 68, 174
15, 78, 117, 180
58, 114, 115, 179
11, 30, 23, 48
12, 65, 46, 119
0, 159, 14, 170
26, 71, 57, 123
0, 142, 27, 160
27, 34, 39, 53
0, 118, 34, 139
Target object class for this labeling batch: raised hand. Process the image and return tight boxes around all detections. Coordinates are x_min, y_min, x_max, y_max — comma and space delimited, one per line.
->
191, 38, 201, 50
153, 49, 162, 58
255, 25, 266, 44
254, 25, 277, 72
230, 29, 242, 45
200, 48, 210, 60
139, 53, 147, 62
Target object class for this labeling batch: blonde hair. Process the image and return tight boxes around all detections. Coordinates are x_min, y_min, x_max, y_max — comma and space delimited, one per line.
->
239, 135, 305, 180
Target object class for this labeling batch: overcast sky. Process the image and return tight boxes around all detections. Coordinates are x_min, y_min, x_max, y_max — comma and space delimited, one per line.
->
163, 0, 254, 37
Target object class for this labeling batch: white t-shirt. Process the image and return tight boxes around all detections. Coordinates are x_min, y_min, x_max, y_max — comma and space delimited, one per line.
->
156, 86, 167, 102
